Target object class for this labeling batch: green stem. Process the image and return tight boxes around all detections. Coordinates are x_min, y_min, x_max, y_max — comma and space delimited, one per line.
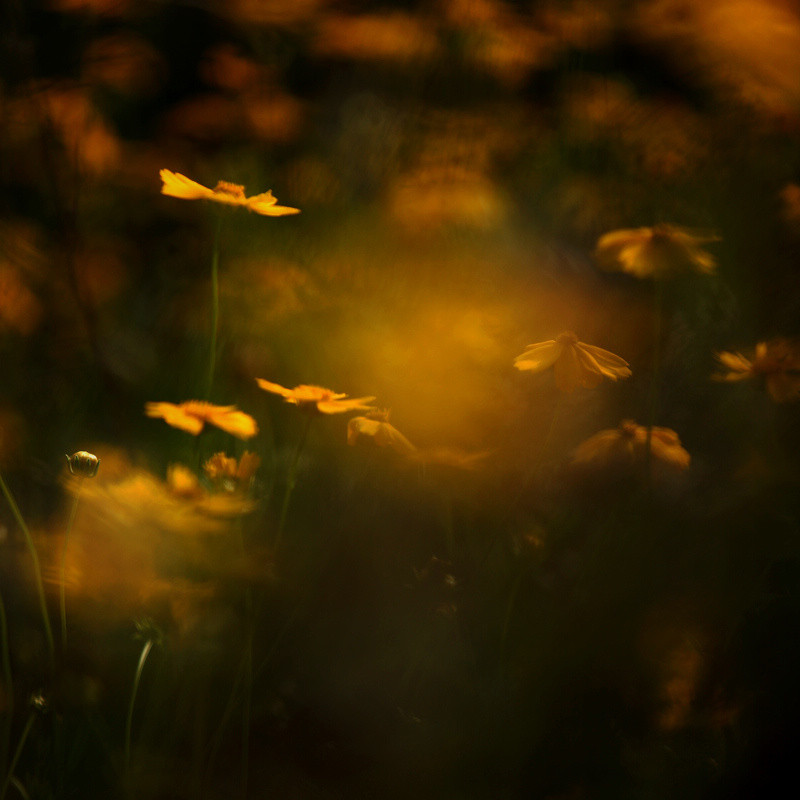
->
0, 594, 12, 781
125, 639, 154, 788
275, 414, 313, 553
59, 478, 84, 650
0, 473, 54, 667
205, 215, 223, 401
0, 713, 35, 800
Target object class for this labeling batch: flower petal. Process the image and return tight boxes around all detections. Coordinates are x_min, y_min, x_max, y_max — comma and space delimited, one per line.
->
255, 378, 294, 398
206, 408, 259, 440
245, 191, 301, 216
145, 402, 205, 435
513, 340, 561, 372
578, 343, 632, 379
160, 169, 215, 201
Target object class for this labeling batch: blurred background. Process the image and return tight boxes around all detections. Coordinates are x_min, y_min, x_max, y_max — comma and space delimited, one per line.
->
2, 0, 800, 798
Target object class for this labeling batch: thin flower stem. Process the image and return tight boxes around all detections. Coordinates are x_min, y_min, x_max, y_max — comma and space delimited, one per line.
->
0, 713, 35, 800
205, 215, 224, 401
124, 639, 154, 789
275, 414, 313, 553
645, 279, 664, 489
0, 472, 54, 668
59, 477, 85, 650
0, 593, 12, 781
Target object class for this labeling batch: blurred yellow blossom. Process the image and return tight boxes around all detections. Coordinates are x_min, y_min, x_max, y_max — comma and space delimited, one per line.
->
159, 170, 300, 216
145, 401, 258, 439
573, 420, 691, 471
347, 409, 416, 456
514, 331, 631, 392
595, 224, 719, 278
203, 451, 261, 490
713, 339, 800, 402
256, 380, 375, 414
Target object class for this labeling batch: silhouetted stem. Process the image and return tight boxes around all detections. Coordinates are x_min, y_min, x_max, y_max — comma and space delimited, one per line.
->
60, 477, 84, 650
0, 713, 35, 800
125, 639, 154, 788
205, 215, 223, 400
0, 594, 12, 781
645, 279, 664, 488
275, 414, 313, 552
0, 472, 54, 667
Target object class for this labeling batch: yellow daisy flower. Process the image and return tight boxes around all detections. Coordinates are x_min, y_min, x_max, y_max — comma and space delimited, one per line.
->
573, 420, 691, 471
145, 401, 258, 439
256, 379, 375, 414
159, 169, 300, 216
713, 338, 800, 402
595, 224, 719, 278
514, 331, 632, 392
347, 409, 416, 456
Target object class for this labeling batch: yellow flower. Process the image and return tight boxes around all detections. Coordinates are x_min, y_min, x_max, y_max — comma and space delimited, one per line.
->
256, 379, 375, 414
159, 169, 300, 216
514, 331, 632, 392
573, 420, 691, 471
347, 409, 416, 456
595, 224, 719, 278
145, 401, 258, 439
203, 451, 261, 490
713, 338, 800, 402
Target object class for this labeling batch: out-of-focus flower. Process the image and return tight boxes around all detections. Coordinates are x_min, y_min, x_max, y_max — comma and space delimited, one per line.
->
514, 331, 631, 392
256, 380, 375, 414
573, 419, 691, 471
780, 183, 800, 230
313, 13, 439, 62
82, 33, 164, 96
347, 409, 416, 456
595, 224, 719, 278
145, 401, 258, 439
65, 451, 100, 478
203, 451, 261, 491
159, 170, 300, 216
634, 0, 800, 116
713, 339, 800, 402
0, 265, 42, 335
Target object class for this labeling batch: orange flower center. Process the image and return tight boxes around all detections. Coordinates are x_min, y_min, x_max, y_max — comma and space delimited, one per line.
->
213, 181, 246, 199
557, 331, 579, 345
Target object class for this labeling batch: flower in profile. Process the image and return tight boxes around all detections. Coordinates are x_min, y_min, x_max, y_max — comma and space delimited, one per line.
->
159, 170, 300, 216
145, 401, 258, 439
595, 224, 719, 278
347, 409, 416, 456
514, 331, 632, 392
256, 379, 375, 414
713, 338, 800, 402
573, 419, 691, 471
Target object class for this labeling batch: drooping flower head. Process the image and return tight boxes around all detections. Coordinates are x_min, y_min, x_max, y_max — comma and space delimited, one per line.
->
713, 338, 800, 402
159, 170, 300, 216
595, 224, 719, 278
256, 379, 375, 414
347, 409, 416, 456
573, 419, 691, 472
145, 401, 258, 439
514, 331, 632, 392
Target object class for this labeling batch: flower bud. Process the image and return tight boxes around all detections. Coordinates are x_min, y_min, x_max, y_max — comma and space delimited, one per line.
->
65, 451, 100, 478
